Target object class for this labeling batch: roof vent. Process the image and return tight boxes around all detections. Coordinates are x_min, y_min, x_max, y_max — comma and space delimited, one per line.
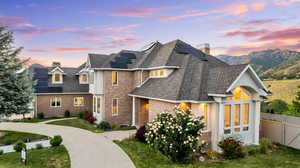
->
196, 43, 210, 55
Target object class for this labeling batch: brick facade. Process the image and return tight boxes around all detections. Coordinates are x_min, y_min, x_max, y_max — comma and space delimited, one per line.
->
36, 94, 92, 118
148, 99, 177, 122
103, 71, 134, 125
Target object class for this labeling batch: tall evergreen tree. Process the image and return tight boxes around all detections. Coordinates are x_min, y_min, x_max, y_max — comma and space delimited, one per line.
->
292, 85, 300, 113
0, 27, 34, 117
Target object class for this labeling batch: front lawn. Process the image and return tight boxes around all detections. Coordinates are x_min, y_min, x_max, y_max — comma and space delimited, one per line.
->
116, 139, 300, 168
47, 119, 104, 133
0, 146, 70, 168
11, 118, 59, 123
0, 130, 48, 145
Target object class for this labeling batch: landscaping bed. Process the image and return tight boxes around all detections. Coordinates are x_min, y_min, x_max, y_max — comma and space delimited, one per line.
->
0, 146, 70, 168
0, 130, 48, 146
116, 139, 300, 168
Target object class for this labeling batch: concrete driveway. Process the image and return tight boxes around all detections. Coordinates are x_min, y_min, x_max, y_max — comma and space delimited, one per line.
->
0, 122, 135, 168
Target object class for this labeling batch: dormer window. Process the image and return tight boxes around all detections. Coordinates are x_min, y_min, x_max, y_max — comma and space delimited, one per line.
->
149, 69, 167, 78
80, 73, 89, 84
52, 72, 63, 84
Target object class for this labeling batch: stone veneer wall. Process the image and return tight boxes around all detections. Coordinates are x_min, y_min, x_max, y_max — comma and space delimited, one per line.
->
103, 70, 134, 125
36, 94, 92, 118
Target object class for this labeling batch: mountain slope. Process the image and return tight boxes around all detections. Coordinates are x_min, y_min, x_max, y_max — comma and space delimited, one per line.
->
216, 49, 300, 74
264, 55, 300, 76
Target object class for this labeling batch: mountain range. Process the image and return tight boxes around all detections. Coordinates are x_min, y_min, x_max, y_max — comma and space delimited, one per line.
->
216, 49, 300, 79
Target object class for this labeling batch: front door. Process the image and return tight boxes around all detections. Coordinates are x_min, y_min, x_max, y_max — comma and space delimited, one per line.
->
223, 101, 253, 144
139, 99, 149, 126
93, 95, 102, 123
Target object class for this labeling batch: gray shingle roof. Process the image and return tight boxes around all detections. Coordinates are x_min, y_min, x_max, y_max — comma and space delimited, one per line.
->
130, 40, 244, 101
31, 65, 89, 93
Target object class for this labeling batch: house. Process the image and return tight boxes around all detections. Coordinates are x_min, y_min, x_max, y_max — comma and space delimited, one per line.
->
30, 40, 270, 150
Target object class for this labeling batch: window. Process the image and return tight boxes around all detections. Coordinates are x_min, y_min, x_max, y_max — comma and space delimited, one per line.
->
53, 73, 62, 84
93, 97, 96, 112
50, 97, 61, 107
80, 73, 88, 84
243, 104, 250, 131
96, 97, 101, 113
149, 69, 166, 78
74, 97, 84, 106
224, 105, 231, 128
226, 86, 251, 101
112, 71, 118, 85
200, 103, 209, 130
112, 99, 118, 116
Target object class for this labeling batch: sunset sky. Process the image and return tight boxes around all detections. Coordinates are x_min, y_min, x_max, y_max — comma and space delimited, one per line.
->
1, 0, 300, 67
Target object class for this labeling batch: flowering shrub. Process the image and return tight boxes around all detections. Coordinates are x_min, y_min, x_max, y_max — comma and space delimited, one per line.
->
145, 106, 206, 162
84, 114, 96, 124
218, 137, 245, 160
136, 125, 147, 142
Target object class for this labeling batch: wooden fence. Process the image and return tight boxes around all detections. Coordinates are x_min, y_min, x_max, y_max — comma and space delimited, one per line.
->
260, 112, 300, 150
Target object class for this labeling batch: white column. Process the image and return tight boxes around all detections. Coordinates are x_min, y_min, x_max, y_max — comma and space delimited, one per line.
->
211, 97, 224, 151
253, 100, 261, 145
132, 97, 136, 126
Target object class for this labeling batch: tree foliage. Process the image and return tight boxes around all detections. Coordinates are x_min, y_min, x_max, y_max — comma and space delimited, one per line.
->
269, 99, 288, 114
0, 27, 34, 116
292, 85, 300, 113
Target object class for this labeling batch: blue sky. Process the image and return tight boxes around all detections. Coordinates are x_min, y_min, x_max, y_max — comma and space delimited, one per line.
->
1, 0, 299, 67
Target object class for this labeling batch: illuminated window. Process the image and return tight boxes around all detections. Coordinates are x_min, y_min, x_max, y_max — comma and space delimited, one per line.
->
234, 104, 240, 126
243, 104, 249, 125
149, 69, 166, 77
74, 97, 84, 106
226, 87, 251, 101
178, 102, 191, 111
112, 99, 118, 116
200, 104, 209, 130
112, 71, 118, 85
50, 97, 61, 107
224, 105, 231, 128
80, 73, 88, 84
53, 73, 62, 83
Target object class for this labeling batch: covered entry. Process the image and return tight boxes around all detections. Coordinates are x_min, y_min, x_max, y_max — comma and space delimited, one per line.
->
138, 99, 149, 126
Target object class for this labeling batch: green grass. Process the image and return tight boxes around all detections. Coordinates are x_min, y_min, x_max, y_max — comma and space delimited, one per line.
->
263, 79, 300, 104
0, 130, 48, 145
116, 139, 300, 168
11, 118, 59, 123
47, 119, 104, 133
0, 146, 70, 168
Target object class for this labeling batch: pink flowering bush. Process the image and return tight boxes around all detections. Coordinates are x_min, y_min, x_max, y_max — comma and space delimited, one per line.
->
145, 106, 206, 162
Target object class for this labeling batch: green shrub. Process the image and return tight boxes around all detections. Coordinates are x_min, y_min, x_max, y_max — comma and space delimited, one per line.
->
260, 138, 273, 154
136, 125, 146, 142
269, 99, 288, 114
50, 135, 63, 147
146, 106, 206, 162
3, 138, 13, 145
37, 112, 44, 119
112, 123, 121, 130
98, 121, 111, 130
64, 110, 70, 118
244, 146, 260, 156
206, 149, 220, 160
36, 143, 43, 149
13, 140, 26, 152
78, 112, 85, 119
218, 137, 245, 160
0, 150, 3, 155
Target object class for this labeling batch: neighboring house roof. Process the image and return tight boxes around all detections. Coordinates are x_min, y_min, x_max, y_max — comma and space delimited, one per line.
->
30, 65, 89, 94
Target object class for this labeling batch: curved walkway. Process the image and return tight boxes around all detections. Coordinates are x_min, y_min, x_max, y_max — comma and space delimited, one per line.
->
0, 122, 135, 168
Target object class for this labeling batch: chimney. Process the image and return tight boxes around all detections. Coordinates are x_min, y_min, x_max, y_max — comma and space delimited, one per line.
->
196, 43, 210, 55
52, 62, 61, 67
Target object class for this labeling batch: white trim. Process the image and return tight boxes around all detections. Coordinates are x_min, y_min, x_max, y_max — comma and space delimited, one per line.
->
132, 96, 136, 126
73, 97, 85, 107
50, 97, 61, 107
208, 93, 232, 97
79, 73, 89, 84
92, 66, 180, 71
36, 92, 91, 95
49, 67, 66, 74
52, 72, 63, 84
137, 77, 150, 88
128, 94, 215, 103
226, 65, 268, 93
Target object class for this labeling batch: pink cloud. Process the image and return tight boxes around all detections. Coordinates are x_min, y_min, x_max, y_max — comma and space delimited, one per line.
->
259, 27, 300, 41
250, 2, 266, 11
100, 37, 140, 49
28, 47, 94, 53
159, 3, 250, 22
111, 7, 162, 18
0, 15, 26, 26
13, 24, 78, 35
224, 29, 270, 38
245, 18, 282, 25
28, 3, 39, 8
275, 0, 300, 6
